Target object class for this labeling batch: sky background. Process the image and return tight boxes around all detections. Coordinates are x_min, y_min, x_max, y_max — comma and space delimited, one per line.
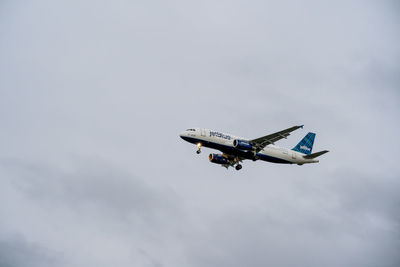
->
0, 0, 399, 266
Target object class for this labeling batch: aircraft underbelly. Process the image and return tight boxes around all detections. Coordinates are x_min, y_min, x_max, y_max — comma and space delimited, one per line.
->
205, 139, 292, 164
181, 136, 293, 164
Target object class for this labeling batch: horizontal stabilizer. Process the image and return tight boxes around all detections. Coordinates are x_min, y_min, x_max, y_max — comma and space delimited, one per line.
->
303, 150, 329, 159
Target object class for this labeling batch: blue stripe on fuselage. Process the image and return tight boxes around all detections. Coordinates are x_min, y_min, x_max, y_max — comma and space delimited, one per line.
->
180, 136, 292, 164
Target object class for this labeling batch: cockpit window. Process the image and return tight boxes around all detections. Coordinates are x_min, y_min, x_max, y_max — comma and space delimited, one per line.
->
186, 129, 195, 131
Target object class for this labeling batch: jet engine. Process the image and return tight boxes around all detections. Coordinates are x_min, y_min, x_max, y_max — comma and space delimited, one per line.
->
209, 153, 229, 165
233, 139, 253, 151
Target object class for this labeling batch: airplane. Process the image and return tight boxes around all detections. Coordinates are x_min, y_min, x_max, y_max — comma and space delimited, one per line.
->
179, 125, 329, 170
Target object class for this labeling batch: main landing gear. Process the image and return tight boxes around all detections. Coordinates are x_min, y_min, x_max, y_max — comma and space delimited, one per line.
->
252, 152, 259, 161
196, 143, 202, 154
235, 164, 242, 171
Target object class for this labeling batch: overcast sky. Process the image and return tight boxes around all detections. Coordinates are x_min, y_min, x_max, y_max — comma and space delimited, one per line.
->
0, 0, 399, 266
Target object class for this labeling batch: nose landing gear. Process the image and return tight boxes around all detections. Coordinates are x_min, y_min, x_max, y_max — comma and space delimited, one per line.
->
196, 143, 202, 154
235, 164, 242, 171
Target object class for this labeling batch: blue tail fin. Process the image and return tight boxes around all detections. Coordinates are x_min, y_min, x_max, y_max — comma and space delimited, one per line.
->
292, 132, 315, 155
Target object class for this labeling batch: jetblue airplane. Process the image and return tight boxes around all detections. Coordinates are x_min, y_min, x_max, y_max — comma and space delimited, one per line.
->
179, 125, 328, 170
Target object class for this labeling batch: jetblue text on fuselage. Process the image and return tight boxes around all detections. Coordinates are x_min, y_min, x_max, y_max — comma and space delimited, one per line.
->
210, 131, 231, 140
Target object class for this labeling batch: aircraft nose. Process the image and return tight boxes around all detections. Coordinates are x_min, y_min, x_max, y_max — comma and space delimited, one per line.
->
179, 131, 186, 139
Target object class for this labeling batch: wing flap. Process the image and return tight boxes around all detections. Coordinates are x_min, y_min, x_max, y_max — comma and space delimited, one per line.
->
250, 125, 303, 152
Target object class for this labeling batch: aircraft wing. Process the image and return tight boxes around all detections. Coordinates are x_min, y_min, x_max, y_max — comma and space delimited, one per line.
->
250, 125, 303, 152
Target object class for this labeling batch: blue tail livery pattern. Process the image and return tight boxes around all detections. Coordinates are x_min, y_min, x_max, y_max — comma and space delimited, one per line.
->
292, 132, 315, 155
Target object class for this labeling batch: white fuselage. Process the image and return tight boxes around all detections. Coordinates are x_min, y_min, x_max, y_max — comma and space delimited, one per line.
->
180, 128, 319, 165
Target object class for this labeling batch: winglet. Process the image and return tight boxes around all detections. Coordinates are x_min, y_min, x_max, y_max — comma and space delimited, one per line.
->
299, 125, 304, 129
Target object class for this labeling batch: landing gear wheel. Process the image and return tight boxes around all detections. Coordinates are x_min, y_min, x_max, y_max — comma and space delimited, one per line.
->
196, 143, 202, 154
235, 164, 242, 171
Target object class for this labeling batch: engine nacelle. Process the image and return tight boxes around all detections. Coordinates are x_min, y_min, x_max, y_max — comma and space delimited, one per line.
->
209, 153, 229, 165
233, 139, 253, 151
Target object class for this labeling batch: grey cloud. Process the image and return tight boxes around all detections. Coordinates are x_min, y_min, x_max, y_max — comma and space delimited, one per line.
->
0, 157, 182, 226
0, 234, 59, 267
186, 212, 398, 267
184, 171, 400, 267
331, 170, 400, 230
0, 157, 186, 267
0, 0, 399, 266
